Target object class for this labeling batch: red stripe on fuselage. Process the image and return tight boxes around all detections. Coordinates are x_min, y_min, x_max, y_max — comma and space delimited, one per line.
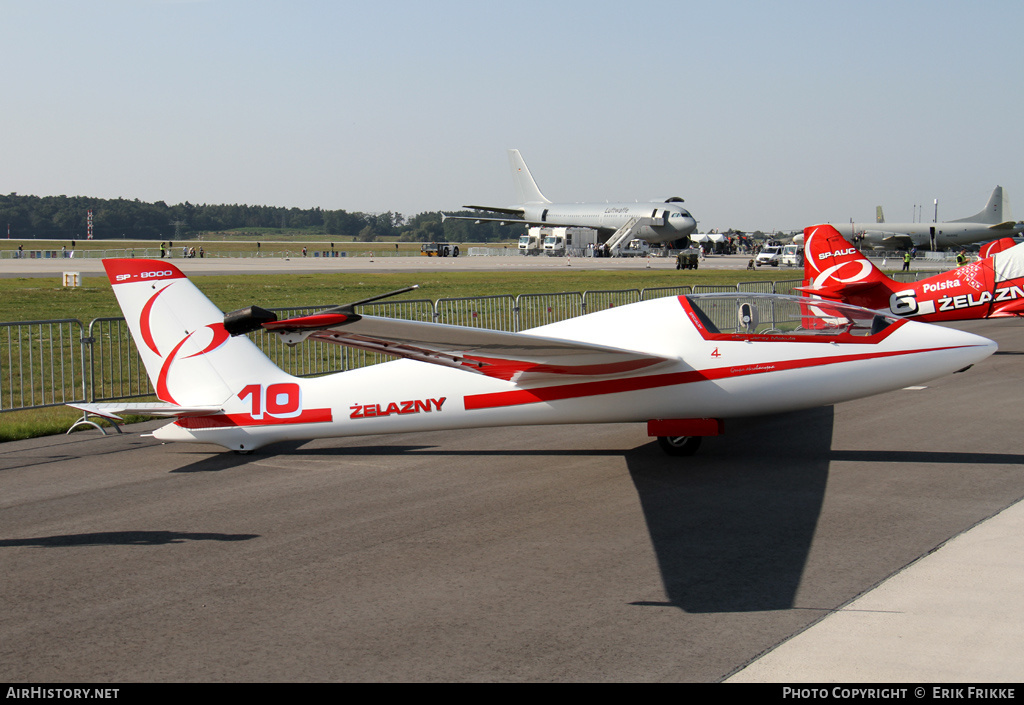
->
463, 346, 968, 411
175, 408, 334, 430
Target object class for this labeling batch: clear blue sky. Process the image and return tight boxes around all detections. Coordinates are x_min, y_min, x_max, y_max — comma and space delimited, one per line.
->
2, 0, 1021, 232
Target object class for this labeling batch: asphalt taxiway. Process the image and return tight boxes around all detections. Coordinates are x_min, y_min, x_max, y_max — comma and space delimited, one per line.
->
0, 251, 738, 277
0, 313, 1021, 682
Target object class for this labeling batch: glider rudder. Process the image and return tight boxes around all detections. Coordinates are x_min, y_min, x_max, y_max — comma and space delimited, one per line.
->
101, 259, 291, 408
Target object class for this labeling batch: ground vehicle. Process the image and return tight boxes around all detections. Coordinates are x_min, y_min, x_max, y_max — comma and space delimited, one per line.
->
542, 230, 566, 256
518, 232, 542, 255
781, 244, 803, 267
755, 246, 782, 267
619, 239, 652, 257
675, 249, 699, 270
538, 227, 599, 256
421, 243, 459, 257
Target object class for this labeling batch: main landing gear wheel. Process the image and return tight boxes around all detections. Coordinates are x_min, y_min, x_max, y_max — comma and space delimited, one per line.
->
657, 435, 702, 456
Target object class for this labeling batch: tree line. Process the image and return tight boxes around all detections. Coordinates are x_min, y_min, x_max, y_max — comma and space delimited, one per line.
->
0, 193, 525, 243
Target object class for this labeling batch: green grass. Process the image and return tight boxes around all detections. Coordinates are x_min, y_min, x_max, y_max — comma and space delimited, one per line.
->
0, 269, 798, 323
0, 407, 154, 442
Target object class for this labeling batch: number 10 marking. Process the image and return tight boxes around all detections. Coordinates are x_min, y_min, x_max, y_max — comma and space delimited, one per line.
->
238, 383, 302, 419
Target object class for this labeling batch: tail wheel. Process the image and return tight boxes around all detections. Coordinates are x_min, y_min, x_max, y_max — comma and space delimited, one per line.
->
657, 435, 702, 456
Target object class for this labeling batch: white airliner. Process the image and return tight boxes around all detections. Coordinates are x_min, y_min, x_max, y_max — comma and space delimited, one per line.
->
447, 149, 698, 245
829, 186, 1023, 250
69, 259, 995, 457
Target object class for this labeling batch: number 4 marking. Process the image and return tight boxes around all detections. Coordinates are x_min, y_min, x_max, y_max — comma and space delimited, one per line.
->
711, 347, 721, 358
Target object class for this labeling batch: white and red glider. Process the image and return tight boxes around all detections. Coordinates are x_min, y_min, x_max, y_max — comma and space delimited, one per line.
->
71, 259, 996, 455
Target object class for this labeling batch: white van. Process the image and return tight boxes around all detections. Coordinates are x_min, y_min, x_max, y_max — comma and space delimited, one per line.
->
755, 245, 782, 267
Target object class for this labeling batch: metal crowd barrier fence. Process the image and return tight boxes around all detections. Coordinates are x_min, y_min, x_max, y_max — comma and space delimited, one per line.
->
890, 271, 947, 283
0, 320, 88, 412
516, 292, 583, 330
771, 279, 805, 296
641, 285, 693, 300
0, 280, 801, 414
86, 317, 151, 403
435, 295, 517, 330
737, 280, 775, 294
583, 289, 641, 315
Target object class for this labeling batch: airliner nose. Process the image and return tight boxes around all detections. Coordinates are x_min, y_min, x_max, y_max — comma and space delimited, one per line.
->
676, 215, 697, 235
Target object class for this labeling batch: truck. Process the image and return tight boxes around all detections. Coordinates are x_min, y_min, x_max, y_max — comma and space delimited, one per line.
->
420, 242, 460, 257
618, 238, 652, 257
518, 231, 543, 255
538, 227, 599, 256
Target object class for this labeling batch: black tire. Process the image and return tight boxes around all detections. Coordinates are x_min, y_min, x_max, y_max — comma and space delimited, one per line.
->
656, 435, 702, 456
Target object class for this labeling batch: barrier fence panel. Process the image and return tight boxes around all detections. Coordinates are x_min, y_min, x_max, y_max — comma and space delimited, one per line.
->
695, 294, 787, 333
583, 289, 640, 315
87, 317, 153, 402
772, 279, 805, 296
737, 280, 775, 294
641, 285, 692, 301
0, 320, 87, 411
361, 299, 436, 324
692, 284, 739, 294
695, 295, 744, 332
435, 295, 517, 331
515, 292, 583, 331
891, 271, 943, 283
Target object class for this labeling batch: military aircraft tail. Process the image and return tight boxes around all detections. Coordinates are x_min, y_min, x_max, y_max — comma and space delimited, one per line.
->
797, 225, 893, 306
508, 149, 551, 205
952, 185, 1011, 225
101, 259, 293, 408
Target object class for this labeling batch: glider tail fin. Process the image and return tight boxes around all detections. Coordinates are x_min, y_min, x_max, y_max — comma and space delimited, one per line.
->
101, 259, 291, 408
797, 225, 891, 304
508, 149, 551, 205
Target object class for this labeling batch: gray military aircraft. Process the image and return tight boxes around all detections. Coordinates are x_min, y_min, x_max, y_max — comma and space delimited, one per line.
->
828, 185, 1022, 250
447, 149, 698, 247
